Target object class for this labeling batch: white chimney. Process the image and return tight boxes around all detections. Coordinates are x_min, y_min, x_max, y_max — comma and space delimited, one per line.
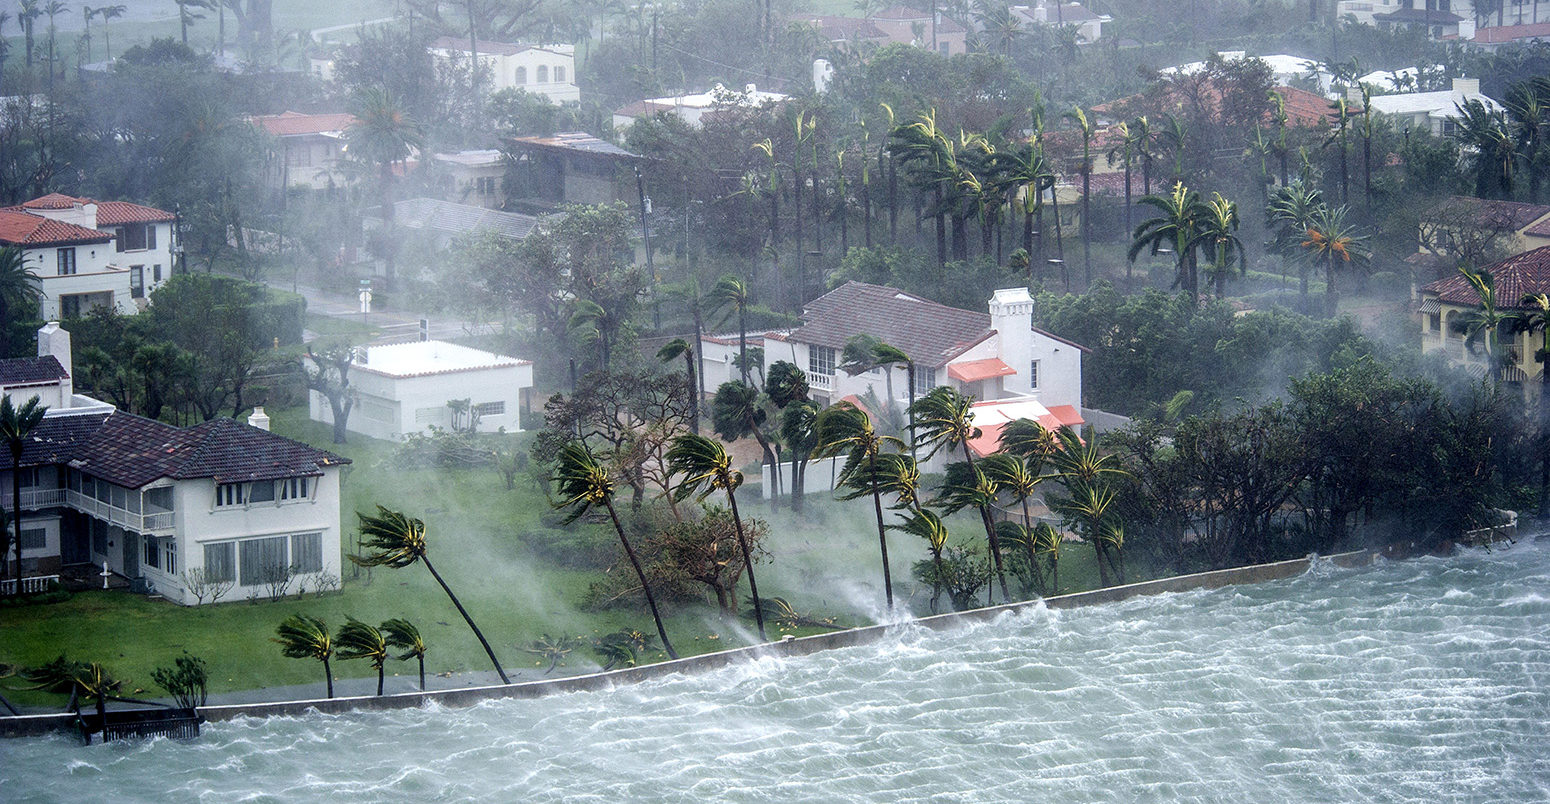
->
1452, 77, 1480, 96
37, 322, 72, 406
988, 287, 1035, 377
1034, 1, 1048, 22
745, 83, 758, 95
813, 59, 834, 94
247, 406, 271, 431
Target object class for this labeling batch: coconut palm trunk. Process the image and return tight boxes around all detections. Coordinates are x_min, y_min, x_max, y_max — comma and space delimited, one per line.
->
869, 457, 894, 610
420, 555, 508, 683
960, 446, 1011, 604
723, 490, 766, 639
604, 498, 678, 659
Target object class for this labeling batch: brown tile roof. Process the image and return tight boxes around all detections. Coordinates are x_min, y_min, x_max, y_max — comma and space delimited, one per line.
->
0, 411, 350, 488
1422, 245, 1550, 309
0, 210, 113, 247
14, 193, 175, 224
0, 356, 68, 387
1093, 84, 1345, 129
1427, 196, 1550, 232
1468, 21, 1550, 44
789, 281, 993, 367
253, 110, 357, 137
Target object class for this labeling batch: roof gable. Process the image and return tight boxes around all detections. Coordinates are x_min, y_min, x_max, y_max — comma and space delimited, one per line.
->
1422, 245, 1550, 309
0, 355, 67, 386
0, 209, 113, 247
788, 281, 993, 367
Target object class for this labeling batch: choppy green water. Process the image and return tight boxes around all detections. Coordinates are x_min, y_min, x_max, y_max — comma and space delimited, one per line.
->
5, 542, 1549, 803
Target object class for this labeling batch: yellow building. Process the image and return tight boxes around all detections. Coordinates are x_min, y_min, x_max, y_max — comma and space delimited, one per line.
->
1417, 244, 1550, 389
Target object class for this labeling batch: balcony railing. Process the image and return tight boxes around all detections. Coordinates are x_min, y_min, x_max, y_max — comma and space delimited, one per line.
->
806, 370, 834, 391
65, 490, 174, 534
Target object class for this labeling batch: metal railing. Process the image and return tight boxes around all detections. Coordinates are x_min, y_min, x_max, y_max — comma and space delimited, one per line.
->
0, 574, 60, 595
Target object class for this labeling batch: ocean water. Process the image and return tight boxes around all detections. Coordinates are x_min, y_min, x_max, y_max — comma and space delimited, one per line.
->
5, 542, 1549, 803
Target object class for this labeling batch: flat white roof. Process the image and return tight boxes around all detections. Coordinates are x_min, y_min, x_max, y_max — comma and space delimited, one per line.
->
357, 341, 532, 379
1367, 89, 1502, 118
434, 149, 504, 167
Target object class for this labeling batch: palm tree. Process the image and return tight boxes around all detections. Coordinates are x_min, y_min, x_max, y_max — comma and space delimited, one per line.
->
814, 402, 906, 610
347, 88, 426, 282
2, 394, 47, 597
97, 4, 124, 59
1189, 193, 1247, 298
81, 6, 98, 64
666, 434, 768, 640
1324, 97, 1354, 205
890, 109, 953, 266
656, 338, 699, 435
381, 618, 428, 692
980, 451, 1048, 597
1157, 112, 1188, 181
273, 615, 335, 699
1107, 120, 1138, 241
1129, 182, 1204, 302
1505, 79, 1548, 204
19, 0, 41, 69
1268, 91, 1291, 186
994, 138, 1056, 272
352, 506, 511, 683
1046, 427, 1129, 586
749, 139, 782, 305
553, 441, 678, 659
909, 386, 1011, 603
710, 276, 752, 385
1267, 181, 1327, 302
335, 617, 390, 696
175, 0, 211, 48
1452, 268, 1514, 380
1065, 106, 1096, 285
1516, 292, 1550, 518
0, 246, 42, 355
1453, 98, 1516, 199
41, 0, 65, 88
1302, 204, 1368, 316
710, 380, 782, 503
893, 507, 950, 612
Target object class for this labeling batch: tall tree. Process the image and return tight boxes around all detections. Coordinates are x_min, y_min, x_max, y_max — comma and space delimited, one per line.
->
1, 394, 46, 597
1516, 292, 1550, 518
710, 381, 781, 504
1452, 98, 1516, 199
666, 434, 767, 640
273, 615, 335, 699
1302, 204, 1367, 316
1324, 96, 1354, 205
352, 506, 512, 683
656, 338, 699, 435
553, 441, 679, 659
1451, 268, 1514, 382
1188, 193, 1247, 299
1047, 427, 1129, 586
1129, 182, 1204, 303
1066, 106, 1096, 286
0, 246, 43, 355
814, 402, 906, 611
299, 345, 357, 445
335, 618, 390, 696
347, 88, 426, 282
710, 276, 752, 386
18, 0, 41, 68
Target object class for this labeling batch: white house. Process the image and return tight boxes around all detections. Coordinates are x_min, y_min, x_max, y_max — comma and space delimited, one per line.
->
613, 83, 790, 131
434, 149, 508, 209
1010, 2, 1113, 44
1366, 77, 1501, 137
1, 324, 350, 605
310, 340, 535, 441
1164, 52, 1333, 96
251, 110, 359, 191
429, 37, 580, 103
0, 193, 176, 319
763, 282, 1087, 427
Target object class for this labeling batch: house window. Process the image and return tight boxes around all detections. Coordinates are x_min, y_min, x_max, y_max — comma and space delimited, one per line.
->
248, 480, 276, 503
130, 266, 144, 298
164, 541, 177, 575
144, 536, 161, 569
115, 223, 155, 252
473, 401, 505, 417
515, 66, 526, 84
555, 65, 566, 82
61, 295, 82, 318
239, 536, 289, 586
537, 65, 549, 83
1030, 360, 1040, 390
17, 467, 40, 488
809, 346, 836, 376
291, 532, 323, 574
913, 366, 937, 396
21, 528, 46, 551
280, 477, 310, 501
57, 248, 77, 275
204, 542, 236, 584
215, 483, 245, 507
153, 264, 163, 282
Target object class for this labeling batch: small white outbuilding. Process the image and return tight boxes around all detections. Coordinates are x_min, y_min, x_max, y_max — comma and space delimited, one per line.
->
310, 341, 535, 441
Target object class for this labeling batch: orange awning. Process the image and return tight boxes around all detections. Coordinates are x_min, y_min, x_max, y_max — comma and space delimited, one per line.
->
947, 357, 1017, 383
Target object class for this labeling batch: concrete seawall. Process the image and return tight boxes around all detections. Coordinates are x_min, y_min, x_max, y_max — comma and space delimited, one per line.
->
0, 548, 1383, 739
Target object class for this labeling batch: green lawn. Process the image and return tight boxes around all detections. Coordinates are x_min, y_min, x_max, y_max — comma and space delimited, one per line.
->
0, 403, 1139, 710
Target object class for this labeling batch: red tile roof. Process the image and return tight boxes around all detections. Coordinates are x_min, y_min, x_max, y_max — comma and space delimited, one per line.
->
1422, 245, 1550, 309
1469, 21, 1550, 44
16, 193, 175, 225
0, 209, 113, 246
948, 357, 1017, 382
791, 281, 994, 367
253, 110, 357, 137
20, 193, 79, 210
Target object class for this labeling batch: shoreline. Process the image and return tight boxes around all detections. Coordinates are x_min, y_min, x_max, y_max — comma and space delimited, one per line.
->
0, 544, 1404, 739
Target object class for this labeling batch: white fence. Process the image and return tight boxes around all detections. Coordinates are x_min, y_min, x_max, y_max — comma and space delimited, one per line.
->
0, 575, 60, 595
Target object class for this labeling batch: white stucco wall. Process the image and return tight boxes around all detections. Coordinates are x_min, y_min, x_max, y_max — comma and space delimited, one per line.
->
311, 360, 534, 440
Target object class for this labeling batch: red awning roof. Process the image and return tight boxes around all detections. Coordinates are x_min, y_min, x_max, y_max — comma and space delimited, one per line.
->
1037, 405, 1085, 432
948, 357, 1017, 383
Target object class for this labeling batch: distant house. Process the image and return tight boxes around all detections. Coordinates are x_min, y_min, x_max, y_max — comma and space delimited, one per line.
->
428, 37, 579, 103
251, 110, 358, 192
796, 15, 893, 50
433, 149, 507, 209
1163, 52, 1333, 96
2, 324, 350, 604
612, 84, 791, 131
1416, 244, 1550, 388
1365, 78, 1500, 137
1456, 20, 1550, 49
1372, 0, 1466, 37
1010, 2, 1113, 44
866, 5, 968, 56
310, 340, 534, 440
366, 198, 539, 249
1418, 196, 1550, 267
502, 131, 642, 208
0, 193, 176, 319
764, 282, 1087, 422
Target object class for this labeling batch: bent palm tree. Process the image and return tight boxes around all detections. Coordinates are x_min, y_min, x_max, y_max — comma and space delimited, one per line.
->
336, 618, 390, 696
554, 441, 679, 659
1452, 268, 1513, 380
1129, 182, 1204, 303
666, 433, 767, 641
657, 338, 699, 434
893, 507, 950, 612
1047, 427, 1129, 586
711, 276, 752, 385
352, 506, 511, 684
815, 403, 906, 610
2, 394, 47, 597
381, 618, 428, 692
273, 615, 335, 699
910, 386, 1011, 603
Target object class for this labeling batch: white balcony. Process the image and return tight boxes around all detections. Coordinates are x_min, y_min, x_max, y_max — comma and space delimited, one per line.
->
806, 370, 834, 391
65, 490, 174, 534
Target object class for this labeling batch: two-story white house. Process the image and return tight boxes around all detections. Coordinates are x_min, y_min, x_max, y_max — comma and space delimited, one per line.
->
762, 282, 1087, 428
2, 324, 351, 604
252, 110, 359, 192
429, 37, 580, 103
1366, 78, 1502, 138
1010, 2, 1113, 44
0, 193, 176, 319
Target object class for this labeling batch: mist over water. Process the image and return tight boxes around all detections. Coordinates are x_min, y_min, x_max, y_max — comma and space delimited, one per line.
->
6, 542, 1549, 803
